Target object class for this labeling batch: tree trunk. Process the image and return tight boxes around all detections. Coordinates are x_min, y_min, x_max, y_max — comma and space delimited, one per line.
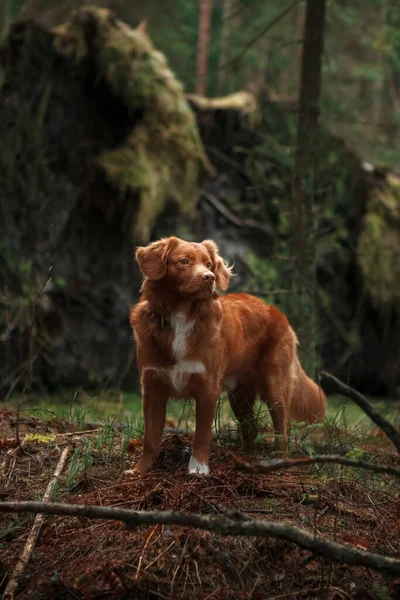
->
371, 0, 389, 125
217, 0, 232, 95
196, 0, 213, 95
291, 0, 327, 377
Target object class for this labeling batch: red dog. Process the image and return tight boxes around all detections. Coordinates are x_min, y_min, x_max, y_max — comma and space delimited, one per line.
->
129, 237, 326, 475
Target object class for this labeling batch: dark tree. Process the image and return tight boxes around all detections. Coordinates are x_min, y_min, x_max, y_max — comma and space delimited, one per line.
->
196, 0, 213, 95
291, 0, 327, 376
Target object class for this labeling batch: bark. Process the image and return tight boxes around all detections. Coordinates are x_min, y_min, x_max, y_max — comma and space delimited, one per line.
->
230, 452, 400, 478
196, 0, 214, 95
291, 0, 327, 376
217, 0, 232, 95
1, 500, 400, 574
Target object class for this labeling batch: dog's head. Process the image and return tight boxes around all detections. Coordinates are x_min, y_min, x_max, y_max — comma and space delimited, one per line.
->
136, 237, 232, 298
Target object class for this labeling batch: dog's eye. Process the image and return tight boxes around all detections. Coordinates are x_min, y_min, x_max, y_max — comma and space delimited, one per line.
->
180, 259, 189, 265
206, 262, 212, 269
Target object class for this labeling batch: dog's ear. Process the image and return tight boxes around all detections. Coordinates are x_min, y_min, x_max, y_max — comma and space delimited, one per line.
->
136, 237, 178, 280
201, 240, 233, 291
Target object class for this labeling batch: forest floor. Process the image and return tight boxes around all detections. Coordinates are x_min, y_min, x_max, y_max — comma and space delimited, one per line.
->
1, 402, 400, 600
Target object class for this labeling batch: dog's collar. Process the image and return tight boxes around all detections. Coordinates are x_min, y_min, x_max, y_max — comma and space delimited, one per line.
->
150, 311, 170, 330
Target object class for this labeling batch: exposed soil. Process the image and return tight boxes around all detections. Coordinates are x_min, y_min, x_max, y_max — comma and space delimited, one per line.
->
1, 407, 400, 599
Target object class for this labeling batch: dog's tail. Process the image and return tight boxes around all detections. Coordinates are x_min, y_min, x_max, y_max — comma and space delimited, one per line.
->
290, 359, 327, 425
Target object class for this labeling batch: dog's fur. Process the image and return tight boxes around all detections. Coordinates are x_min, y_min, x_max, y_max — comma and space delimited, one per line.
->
129, 237, 327, 475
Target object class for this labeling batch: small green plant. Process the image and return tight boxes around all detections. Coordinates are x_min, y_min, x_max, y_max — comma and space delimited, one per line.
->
67, 441, 93, 491
50, 572, 61, 584
372, 585, 392, 600
95, 416, 118, 463
67, 448, 83, 491
0, 515, 33, 542
50, 480, 60, 502
121, 418, 135, 457
346, 447, 369, 460
263, 498, 277, 510
68, 394, 90, 429
316, 406, 363, 456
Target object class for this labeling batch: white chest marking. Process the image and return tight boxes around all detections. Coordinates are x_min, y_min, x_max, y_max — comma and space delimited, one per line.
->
170, 312, 195, 362
143, 361, 206, 393
170, 361, 205, 391
189, 455, 210, 475
143, 310, 204, 395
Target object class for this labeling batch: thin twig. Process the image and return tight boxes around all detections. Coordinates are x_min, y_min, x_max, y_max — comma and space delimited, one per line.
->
202, 191, 274, 239
3, 448, 70, 600
28, 273, 52, 390
229, 452, 400, 479
218, 0, 303, 71
1, 439, 27, 485
0, 501, 399, 575
57, 428, 101, 438
320, 371, 400, 454
135, 526, 158, 581
4, 356, 38, 403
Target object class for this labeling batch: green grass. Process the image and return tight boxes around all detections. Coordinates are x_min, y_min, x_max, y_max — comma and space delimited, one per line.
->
327, 395, 400, 426
4, 390, 399, 435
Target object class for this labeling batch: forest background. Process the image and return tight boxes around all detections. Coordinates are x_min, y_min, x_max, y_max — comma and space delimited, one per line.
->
1, 0, 400, 406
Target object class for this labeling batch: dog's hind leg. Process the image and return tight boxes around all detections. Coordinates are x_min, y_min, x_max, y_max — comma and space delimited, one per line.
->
259, 366, 293, 455
228, 383, 258, 452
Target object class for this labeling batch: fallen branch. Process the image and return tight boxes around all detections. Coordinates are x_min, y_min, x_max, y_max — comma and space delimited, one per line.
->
57, 428, 101, 437
202, 191, 274, 240
0, 501, 400, 575
320, 371, 400, 454
229, 452, 400, 479
3, 447, 70, 600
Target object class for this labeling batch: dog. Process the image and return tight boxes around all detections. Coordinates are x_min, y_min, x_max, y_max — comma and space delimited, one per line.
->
129, 237, 327, 475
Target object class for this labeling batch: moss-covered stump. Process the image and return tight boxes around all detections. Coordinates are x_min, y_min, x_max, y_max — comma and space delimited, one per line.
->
53, 9, 208, 242
0, 8, 206, 392
358, 173, 400, 306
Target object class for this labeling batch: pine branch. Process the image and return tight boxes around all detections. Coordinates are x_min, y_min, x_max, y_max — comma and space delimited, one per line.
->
229, 452, 400, 479
320, 371, 400, 454
0, 501, 400, 575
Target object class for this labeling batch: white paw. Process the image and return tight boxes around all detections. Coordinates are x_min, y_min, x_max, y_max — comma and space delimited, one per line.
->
188, 455, 210, 475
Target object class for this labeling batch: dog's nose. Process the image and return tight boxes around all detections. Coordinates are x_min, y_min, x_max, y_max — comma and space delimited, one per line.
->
202, 271, 215, 282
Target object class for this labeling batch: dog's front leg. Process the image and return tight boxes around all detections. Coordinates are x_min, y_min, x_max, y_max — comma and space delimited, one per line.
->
190, 391, 219, 475
134, 372, 168, 474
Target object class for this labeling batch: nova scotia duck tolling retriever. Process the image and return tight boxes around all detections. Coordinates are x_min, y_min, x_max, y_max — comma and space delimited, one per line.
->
129, 237, 327, 475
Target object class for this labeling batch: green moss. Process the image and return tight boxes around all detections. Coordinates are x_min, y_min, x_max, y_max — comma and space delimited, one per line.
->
357, 181, 400, 305
54, 8, 207, 242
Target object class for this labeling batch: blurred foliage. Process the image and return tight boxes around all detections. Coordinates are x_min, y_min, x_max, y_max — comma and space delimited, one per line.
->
2, 0, 399, 171
0, 0, 24, 38
358, 174, 400, 305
